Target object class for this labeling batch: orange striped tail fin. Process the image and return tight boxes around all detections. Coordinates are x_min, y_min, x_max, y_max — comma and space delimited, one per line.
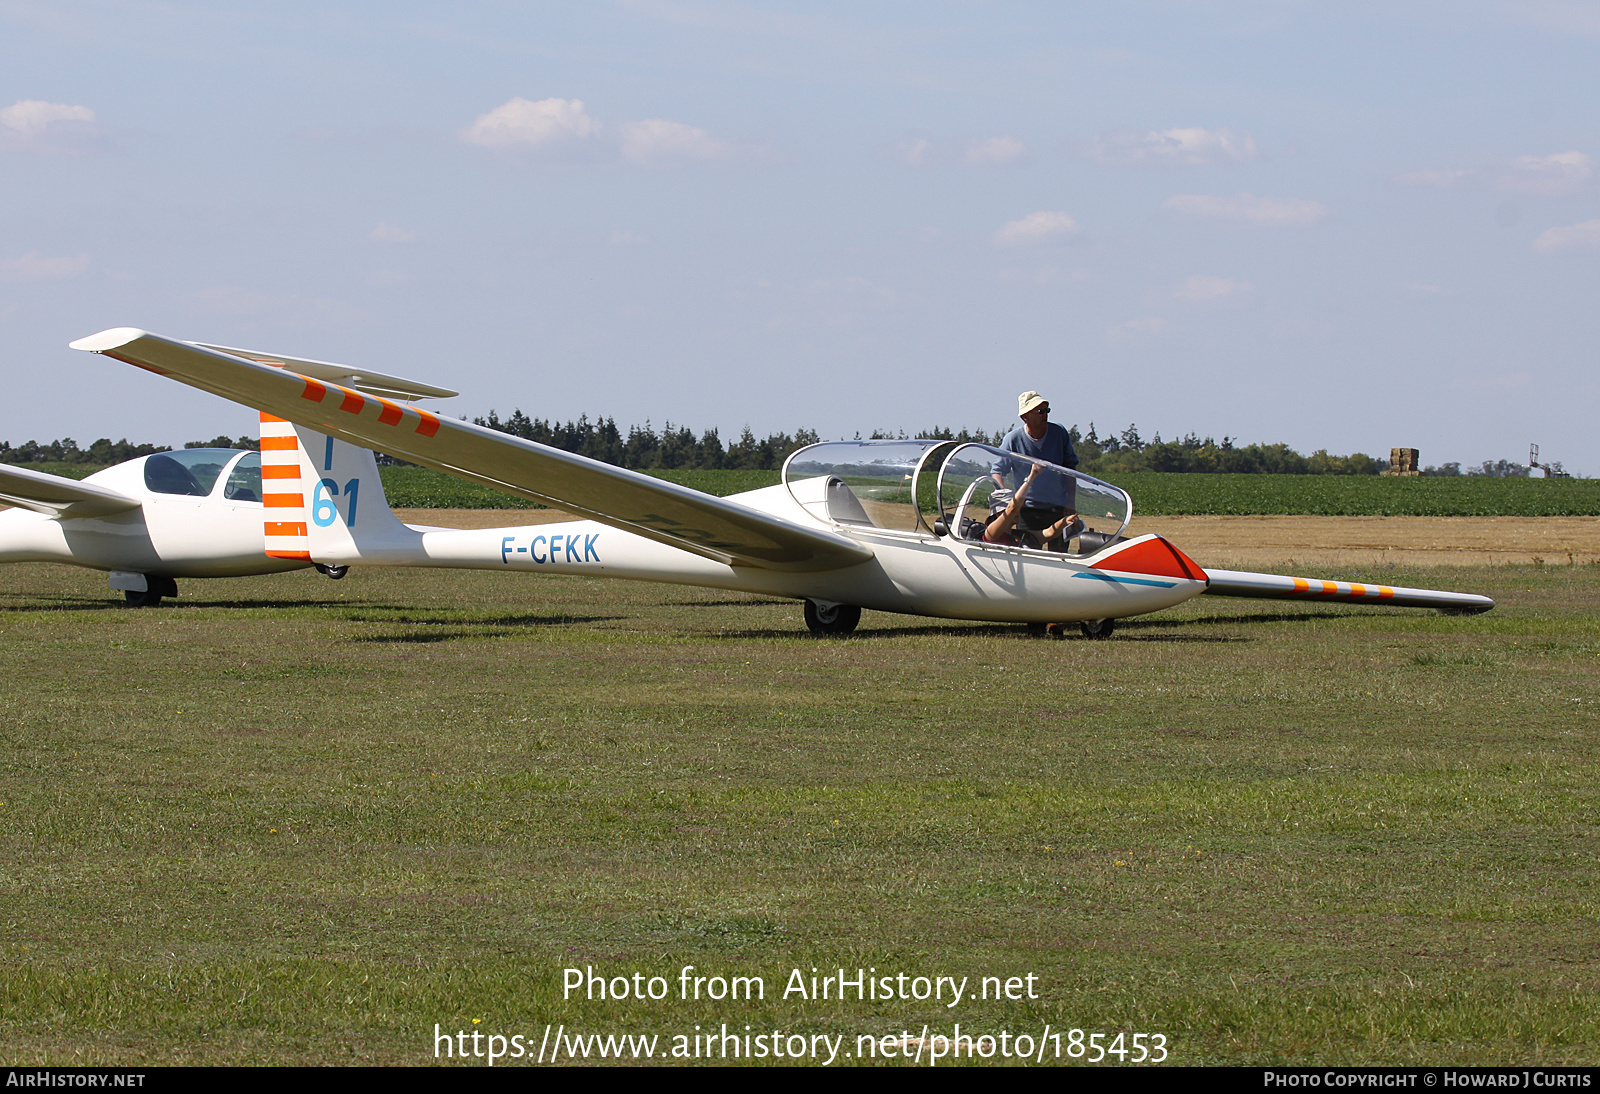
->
260, 412, 311, 560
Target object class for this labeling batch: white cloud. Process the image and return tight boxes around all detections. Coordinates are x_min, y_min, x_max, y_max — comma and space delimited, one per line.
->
1175, 275, 1250, 300
1, 99, 92, 135
0, 99, 99, 152
884, 138, 935, 166
2, 251, 88, 280
1105, 316, 1169, 342
963, 136, 1026, 166
618, 118, 727, 164
1396, 151, 1594, 196
885, 136, 1026, 167
994, 211, 1079, 245
1500, 150, 1594, 195
1534, 219, 1600, 252
462, 98, 744, 166
1089, 127, 1258, 167
369, 223, 415, 243
1163, 192, 1328, 226
460, 97, 600, 149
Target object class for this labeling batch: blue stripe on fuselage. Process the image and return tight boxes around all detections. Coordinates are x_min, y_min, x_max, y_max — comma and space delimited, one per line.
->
1073, 571, 1179, 589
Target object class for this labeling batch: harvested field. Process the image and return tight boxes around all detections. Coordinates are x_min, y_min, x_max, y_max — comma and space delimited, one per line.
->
396, 509, 1600, 569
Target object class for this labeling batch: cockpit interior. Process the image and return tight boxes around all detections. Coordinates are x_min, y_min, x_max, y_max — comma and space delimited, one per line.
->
783, 440, 1131, 557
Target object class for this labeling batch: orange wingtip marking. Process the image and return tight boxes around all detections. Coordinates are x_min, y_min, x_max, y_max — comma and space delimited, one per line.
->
1349, 583, 1367, 597
263, 493, 305, 508
260, 436, 299, 451
337, 385, 365, 414
266, 550, 313, 560
264, 521, 308, 537
1090, 536, 1206, 581
1318, 581, 1339, 596
262, 464, 300, 479
302, 377, 327, 402
259, 412, 289, 423
1378, 586, 1394, 599
377, 398, 403, 426
414, 408, 441, 438
1292, 578, 1310, 593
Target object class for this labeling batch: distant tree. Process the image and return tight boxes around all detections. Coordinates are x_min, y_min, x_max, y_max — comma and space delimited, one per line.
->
185, 435, 259, 451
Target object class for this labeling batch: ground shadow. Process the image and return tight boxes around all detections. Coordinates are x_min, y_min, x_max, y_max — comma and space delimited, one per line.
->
349, 628, 519, 644
663, 598, 792, 608
340, 612, 620, 627
1172, 609, 1368, 626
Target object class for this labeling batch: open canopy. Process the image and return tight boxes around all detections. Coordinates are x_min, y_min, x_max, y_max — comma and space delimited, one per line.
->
783, 440, 1132, 552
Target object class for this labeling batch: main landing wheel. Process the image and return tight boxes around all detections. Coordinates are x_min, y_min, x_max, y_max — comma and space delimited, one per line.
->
804, 600, 861, 636
122, 576, 176, 608
1079, 618, 1116, 640
315, 564, 349, 580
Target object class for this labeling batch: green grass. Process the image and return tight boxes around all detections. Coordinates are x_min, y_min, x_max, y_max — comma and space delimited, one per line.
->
1, 561, 1598, 1064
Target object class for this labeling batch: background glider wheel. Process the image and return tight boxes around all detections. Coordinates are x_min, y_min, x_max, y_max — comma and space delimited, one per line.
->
1026, 622, 1048, 637
1079, 618, 1116, 640
804, 600, 861, 636
123, 589, 163, 608
315, 564, 349, 580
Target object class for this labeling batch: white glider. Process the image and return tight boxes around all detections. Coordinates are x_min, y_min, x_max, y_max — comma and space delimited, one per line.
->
2, 326, 1496, 631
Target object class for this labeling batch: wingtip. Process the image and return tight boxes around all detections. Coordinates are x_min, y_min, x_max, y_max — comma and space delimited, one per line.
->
69, 327, 149, 352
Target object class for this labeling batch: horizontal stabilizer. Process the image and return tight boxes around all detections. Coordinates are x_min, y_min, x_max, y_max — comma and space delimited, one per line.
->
0, 463, 141, 518
195, 342, 459, 402
71, 328, 875, 573
1204, 568, 1494, 614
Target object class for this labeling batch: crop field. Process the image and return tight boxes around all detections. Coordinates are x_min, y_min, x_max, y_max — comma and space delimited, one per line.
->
1114, 473, 1600, 518
382, 466, 1600, 518
15, 460, 1598, 516
1, 557, 1597, 1066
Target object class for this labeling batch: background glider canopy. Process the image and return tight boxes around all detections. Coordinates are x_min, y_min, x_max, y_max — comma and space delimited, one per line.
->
0, 463, 140, 518
70, 328, 874, 572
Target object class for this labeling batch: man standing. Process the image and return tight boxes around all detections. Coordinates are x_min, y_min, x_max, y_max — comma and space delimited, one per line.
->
993, 391, 1079, 548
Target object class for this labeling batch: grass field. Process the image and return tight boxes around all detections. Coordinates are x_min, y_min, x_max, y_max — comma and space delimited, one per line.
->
1, 560, 1597, 1065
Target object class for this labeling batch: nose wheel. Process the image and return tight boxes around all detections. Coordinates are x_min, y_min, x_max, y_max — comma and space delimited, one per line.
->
1028, 619, 1116, 639
804, 600, 861, 636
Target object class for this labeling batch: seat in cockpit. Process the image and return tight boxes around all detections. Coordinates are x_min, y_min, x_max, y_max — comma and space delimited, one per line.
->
824, 478, 874, 526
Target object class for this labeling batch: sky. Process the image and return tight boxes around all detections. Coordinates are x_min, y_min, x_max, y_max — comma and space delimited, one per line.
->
2, 1, 1597, 473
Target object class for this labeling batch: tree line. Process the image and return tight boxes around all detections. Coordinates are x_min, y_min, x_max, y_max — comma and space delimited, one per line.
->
0, 420, 1550, 478
472, 410, 821, 471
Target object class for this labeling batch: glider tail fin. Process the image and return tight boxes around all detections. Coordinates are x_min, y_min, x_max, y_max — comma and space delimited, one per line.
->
259, 413, 416, 565
261, 413, 312, 561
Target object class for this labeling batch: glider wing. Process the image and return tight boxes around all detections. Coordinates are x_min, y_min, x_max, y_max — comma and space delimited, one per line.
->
194, 343, 460, 402
70, 328, 875, 572
0, 463, 141, 519
1204, 568, 1494, 614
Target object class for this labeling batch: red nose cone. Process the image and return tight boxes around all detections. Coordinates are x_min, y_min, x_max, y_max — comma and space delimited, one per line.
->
1091, 536, 1206, 581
